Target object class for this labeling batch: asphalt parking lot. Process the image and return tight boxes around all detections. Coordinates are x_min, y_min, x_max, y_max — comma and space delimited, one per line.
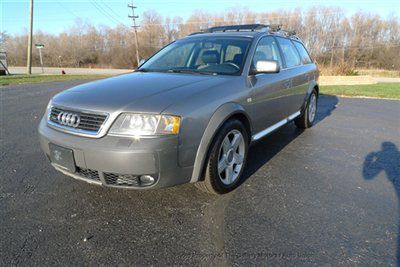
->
1, 81, 399, 265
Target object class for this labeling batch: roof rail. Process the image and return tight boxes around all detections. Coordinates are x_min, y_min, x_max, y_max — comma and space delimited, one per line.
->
279, 29, 296, 36
188, 24, 300, 40
268, 24, 283, 32
202, 24, 283, 33
277, 29, 301, 40
206, 24, 268, 32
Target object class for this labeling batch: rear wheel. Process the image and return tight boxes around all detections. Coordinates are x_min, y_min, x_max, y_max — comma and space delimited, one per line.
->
195, 119, 248, 194
295, 89, 318, 129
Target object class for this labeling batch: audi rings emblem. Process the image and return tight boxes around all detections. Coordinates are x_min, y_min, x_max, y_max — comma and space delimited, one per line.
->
57, 112, 80, 128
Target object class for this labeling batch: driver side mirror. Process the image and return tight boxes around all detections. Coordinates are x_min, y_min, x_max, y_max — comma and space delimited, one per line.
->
250, 60, 280, 75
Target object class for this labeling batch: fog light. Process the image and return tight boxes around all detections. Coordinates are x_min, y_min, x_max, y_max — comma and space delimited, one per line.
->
139, 175, 155, 185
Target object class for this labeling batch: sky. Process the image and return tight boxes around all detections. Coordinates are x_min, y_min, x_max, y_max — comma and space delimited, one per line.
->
1, 0, 400, 36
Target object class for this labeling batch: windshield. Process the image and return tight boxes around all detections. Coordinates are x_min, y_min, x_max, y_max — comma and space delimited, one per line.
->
139, 37, 252, 75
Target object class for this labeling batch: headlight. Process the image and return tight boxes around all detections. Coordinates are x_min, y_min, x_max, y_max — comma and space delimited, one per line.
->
109, 113, 181, 136
45, 99, 53, 117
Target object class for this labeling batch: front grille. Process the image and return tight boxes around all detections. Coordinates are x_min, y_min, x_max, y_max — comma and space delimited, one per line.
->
49, 106, 107, 133
104, 173, 140, 186
76, 167, 101, 181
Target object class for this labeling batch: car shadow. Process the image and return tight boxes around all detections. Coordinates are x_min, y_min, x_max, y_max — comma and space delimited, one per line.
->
241, 94, 339, 182
363, 142, 400, 265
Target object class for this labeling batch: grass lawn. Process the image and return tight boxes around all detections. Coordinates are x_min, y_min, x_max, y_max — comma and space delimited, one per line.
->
321, 83, 400, 99
1, 74, 399, 99
0, 74, 108, 86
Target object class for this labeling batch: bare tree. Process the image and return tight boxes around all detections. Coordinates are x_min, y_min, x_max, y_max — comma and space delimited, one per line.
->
4, 7, 399, 71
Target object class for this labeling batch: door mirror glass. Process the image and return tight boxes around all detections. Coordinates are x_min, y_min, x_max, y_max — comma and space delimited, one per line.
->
252, 60, 280, 75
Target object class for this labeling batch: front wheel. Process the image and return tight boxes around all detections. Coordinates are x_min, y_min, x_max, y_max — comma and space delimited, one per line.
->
295, 89, 318, 129
195, 119, 249, 194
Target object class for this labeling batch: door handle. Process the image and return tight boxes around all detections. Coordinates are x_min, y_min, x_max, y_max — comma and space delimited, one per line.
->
283, 79, 292, 89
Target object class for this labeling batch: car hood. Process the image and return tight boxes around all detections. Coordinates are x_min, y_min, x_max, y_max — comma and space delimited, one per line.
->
52, 72, 229, 114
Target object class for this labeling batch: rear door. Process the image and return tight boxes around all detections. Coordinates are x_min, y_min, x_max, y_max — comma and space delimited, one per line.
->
275, 37, 308, 116
292, 40, 316, 91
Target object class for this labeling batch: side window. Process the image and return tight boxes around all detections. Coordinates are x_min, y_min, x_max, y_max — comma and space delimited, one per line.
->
276, 37, 301, 68
293, 41, 312, 64
252, 36, 283, 69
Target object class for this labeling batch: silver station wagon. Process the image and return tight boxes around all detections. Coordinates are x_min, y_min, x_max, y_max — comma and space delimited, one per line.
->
39, 24, 319, 194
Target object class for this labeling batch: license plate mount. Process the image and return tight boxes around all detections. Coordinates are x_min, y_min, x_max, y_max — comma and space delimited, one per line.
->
49, 143, 76, 173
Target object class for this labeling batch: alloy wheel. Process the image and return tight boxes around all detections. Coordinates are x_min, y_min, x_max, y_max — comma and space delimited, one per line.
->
308, 93, 317, 123
217, 129, 245, 185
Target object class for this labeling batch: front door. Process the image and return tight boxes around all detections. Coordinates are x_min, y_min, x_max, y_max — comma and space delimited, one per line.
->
248, 36, 289, 134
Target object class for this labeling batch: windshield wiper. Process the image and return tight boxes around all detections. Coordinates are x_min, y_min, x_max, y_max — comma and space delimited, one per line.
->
137, 68, 217, 75
167, 69, 217, 76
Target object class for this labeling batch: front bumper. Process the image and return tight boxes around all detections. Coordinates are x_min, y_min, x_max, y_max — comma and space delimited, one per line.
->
38, 118, 193, 189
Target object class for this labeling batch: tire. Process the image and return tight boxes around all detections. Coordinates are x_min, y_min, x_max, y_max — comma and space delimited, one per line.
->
195, 119, 249, 194
295, 89, 318, 129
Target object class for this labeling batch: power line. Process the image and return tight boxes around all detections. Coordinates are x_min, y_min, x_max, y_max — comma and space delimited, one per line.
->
98, 0, 122, 19
56, 0, 79, 18
55, 1, 125, 25
92, 1, 122, 24
2, 10, 350, 25
90, 0, 124, 25
128, 11, 346, 27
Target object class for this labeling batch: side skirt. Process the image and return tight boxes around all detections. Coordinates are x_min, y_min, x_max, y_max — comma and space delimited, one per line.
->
251, 110, 301, 141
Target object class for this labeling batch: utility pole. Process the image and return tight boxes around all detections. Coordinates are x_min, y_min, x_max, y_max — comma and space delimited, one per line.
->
27, 0, 34, 75
128, 1, 140, 67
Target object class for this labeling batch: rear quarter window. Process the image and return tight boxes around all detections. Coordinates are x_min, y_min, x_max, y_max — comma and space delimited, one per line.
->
293, 41, 312, 64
